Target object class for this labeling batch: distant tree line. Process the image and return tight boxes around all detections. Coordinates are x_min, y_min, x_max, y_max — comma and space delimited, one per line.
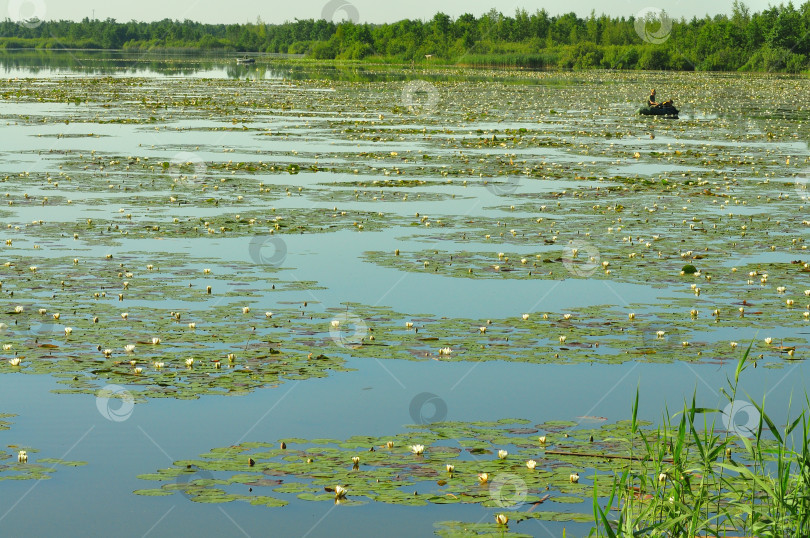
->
1, 2, 810, 71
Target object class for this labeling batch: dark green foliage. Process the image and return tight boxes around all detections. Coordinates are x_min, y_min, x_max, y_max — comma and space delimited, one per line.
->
3, 3, 810, 71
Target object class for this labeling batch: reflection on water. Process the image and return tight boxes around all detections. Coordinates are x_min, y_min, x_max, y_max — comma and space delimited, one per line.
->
0, 50, 302, 79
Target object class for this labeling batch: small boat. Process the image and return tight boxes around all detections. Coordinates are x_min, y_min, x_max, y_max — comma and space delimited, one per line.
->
638, 104, 679, 118
236, 57, 255, 64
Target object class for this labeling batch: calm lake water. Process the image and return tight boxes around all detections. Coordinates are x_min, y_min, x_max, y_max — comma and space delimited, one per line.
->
0, 51, 808, 537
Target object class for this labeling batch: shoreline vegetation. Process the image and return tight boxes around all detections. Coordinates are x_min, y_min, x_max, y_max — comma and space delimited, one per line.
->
2, 2, 810, 72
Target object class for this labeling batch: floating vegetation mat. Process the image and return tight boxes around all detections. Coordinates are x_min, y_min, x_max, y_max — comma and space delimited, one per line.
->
0, 414, 86, 481
1, 69, 809, 405
132, 416, 772, 530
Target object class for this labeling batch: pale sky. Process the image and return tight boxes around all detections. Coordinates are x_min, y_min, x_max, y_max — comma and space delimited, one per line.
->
3, 0, 779, 25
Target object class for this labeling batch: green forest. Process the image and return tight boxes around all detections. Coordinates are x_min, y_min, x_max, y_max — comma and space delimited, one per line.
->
2, 1, 810, 72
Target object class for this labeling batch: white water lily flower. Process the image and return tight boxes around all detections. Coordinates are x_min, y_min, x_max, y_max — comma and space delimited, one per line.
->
479, 326, 486, 333
52, 313, 60, 320
559, 335, 566, 343
9, 358, 21, 366
64, 327, 72, 336
730, 342, 738, 349
526, 459, 537, 470
438, 347, 452, 355
103, 349, 112, 357
351, 456, 360, 465
405, 321, 413, 328
334, 485, 347, 499
125, 344, 135, 353
227, 353, 236, 362
538, 436, 547, 444
786, 299, 795, 306
2, 344, 12, 351
185, 358, 194, 367
570, 472, 580, 483
495, 514, 508, 525
121, 313, 128, 320
17, 450, 27, 463
265, 312, 273, 318
14, 306, 23, 313
764, 337, 773, 345
563, 314, 572, 320
498, 449, 508, 459
478, 473, 489, 483
446, 464, 454, 473
522, 314, 529, 320
134, 367, 143, 374
656, 331, 666, 338
151, 337, 161, 345
242, 306, 250, 314
188, 322, 196, 329
330, 320, 340, 328
628, 313, 636, 320
410, 444, 425, 455
154, 361, 164, 369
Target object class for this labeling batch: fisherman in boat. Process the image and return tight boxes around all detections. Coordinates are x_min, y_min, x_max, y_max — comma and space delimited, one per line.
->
648, 89, 673, 109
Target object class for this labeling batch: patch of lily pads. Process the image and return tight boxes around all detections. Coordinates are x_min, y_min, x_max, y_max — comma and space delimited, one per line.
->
132, 416, 767, 529
0, 414, 86, 481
